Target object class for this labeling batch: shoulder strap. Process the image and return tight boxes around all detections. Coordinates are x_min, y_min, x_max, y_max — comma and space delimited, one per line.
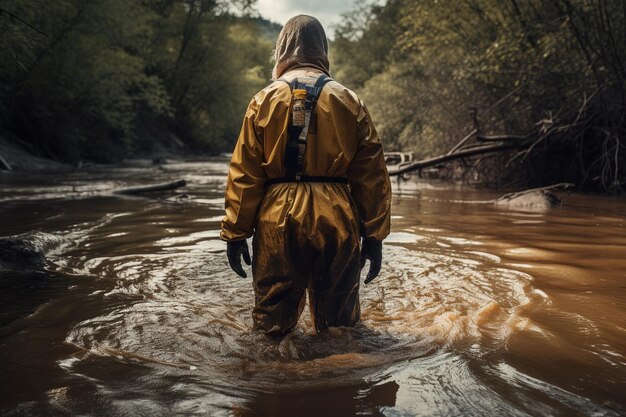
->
279, 74, 332, 177
278, 77, 293, 91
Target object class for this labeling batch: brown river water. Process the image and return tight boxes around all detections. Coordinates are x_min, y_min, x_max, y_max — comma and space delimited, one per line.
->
0, 159, 625, 416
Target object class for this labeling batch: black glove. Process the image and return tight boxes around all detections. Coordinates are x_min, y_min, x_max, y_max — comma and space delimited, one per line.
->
226, 240, 251, 278
360, 238, 382, 284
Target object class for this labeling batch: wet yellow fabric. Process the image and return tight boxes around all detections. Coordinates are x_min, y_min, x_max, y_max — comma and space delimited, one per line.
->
221, 69, 391, 243
220, 68, 391, 334
221, 15, 391, 334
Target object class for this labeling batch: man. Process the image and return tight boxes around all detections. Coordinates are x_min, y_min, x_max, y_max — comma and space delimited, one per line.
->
221, 15, 391, 336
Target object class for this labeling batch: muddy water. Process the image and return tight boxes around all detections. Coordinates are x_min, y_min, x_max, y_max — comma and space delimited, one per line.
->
0, 160, 624, 416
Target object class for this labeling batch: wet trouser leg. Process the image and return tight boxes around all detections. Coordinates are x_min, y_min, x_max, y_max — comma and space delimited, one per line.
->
253, 275, 307, 336
307, 238, 361, 331
251, 220, 361, 335
251, 225, 306, 336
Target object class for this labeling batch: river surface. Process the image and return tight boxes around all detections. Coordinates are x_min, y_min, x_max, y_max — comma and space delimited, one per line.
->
0, 160, 625, 416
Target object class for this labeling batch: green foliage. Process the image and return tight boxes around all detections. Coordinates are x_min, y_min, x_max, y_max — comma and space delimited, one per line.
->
333, 0, 626, 191
332, 0, 406, 89
0, 0, 276, 161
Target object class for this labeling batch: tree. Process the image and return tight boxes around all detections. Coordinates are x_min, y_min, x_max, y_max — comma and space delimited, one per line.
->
0, 0, 276, 161
333, 0, 626, 191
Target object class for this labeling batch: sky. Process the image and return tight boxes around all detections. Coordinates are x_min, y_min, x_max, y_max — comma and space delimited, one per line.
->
254, 0, 384, 38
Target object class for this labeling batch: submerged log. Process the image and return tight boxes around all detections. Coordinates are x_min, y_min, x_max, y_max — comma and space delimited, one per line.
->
493, 183, 574, 211
0, 152, 12, 171
0, 231, 66, 269
113, 179, 187, 195
0, 236, 45, 268
494, 190, 561, 211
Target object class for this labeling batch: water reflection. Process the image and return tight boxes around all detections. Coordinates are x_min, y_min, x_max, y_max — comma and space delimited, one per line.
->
1, 161, 625, 416
233, 380, 399, 417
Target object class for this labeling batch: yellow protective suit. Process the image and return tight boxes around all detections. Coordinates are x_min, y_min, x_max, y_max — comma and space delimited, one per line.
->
221, 16, 391, 335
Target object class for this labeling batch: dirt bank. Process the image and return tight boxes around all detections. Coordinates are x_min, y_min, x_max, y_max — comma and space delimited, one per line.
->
0, 135, 70, 171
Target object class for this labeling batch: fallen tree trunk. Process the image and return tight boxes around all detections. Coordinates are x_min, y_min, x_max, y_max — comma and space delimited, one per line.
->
447, 129, 477, 155
114, 179, 187, 195
388, 142, 527, 176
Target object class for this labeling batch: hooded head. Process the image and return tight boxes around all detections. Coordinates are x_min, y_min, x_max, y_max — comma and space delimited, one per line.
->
271, 15, 330, 79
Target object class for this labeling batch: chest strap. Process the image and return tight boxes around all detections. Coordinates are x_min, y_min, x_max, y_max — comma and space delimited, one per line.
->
266, 175, 349, 186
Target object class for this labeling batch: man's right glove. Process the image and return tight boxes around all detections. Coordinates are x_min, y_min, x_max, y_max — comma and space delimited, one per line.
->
226, 239, 251, 278
360, 238, 382, 284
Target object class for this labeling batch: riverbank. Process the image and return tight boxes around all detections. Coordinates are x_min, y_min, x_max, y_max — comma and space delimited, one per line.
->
0, 135, 70, 171
2, 133, 623, 202
0, 130, 194, 172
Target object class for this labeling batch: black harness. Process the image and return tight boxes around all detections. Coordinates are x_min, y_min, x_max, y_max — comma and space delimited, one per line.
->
266, 175, 349, 186
266, 74, 348, 186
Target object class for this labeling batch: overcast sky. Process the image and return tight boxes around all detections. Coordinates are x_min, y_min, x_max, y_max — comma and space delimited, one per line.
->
254, 0, 385, 38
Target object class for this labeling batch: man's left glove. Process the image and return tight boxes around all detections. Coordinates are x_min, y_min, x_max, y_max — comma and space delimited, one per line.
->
360, 238, 383, 284
226, 239, 251, 278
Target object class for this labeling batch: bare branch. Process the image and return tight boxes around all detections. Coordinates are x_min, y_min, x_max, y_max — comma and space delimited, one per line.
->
389, 142, 527, 176
0, 7, 47, 36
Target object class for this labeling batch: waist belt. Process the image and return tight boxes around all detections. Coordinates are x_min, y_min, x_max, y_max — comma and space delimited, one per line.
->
266, 176, 349, 186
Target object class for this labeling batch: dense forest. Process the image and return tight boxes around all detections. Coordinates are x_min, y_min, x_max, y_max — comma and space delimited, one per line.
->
334, 0, 626, 192
0, 0, 279, 161
1, 0, 625, 192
